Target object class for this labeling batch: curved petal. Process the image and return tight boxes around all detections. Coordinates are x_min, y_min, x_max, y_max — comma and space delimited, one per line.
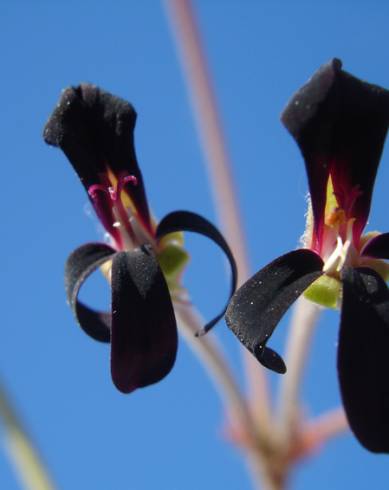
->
43, 84, 151, 228
111, 246, 178, 393
225, 249, 323, 373
339, 267, 389, 453
282, 58, 389, 247
65, 242, 116, 342
156, 210, 237, 334
361, 232, 389, 259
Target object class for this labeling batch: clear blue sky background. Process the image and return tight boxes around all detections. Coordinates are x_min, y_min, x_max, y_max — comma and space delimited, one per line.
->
0, 1, 388, 489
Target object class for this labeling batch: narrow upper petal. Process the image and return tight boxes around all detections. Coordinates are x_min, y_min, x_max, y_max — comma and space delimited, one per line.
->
156, 210, 237, 334
110, 246, 178, 393
361, 232, 389, 259
43, 84, 151, 228
65, 242, 116, 342
225, 249, 323, 373
282, 59, 389, 247
339, 267, 389, 453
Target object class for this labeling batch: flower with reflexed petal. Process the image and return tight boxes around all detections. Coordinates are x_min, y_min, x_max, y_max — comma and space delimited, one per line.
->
44, 84, 236, 394
226, 59, 389, 452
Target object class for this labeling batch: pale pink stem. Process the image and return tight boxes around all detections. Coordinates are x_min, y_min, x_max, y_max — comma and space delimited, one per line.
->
277, 297, 320, 443
164, 0, 271, 428
173, 301, 279, 490
300, 408, 349, 456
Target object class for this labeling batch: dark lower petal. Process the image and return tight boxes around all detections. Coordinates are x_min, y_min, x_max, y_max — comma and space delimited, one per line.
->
225, 249, 323, 373
65, 242, 116, 342
282, 59, 389, 246
111, 246, 177, 393
156, 210, 237, 334
43, 84, 151, 228
361, 232, 389, 259
339, 267, 389, 453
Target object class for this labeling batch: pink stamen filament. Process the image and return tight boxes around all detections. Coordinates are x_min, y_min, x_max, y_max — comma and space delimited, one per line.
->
117, 175, 138, 198
88, 174, 141, 248
114, 175, 139, 246
88, 184, 109, 199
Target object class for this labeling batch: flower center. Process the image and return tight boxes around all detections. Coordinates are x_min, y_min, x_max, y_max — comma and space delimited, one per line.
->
303, 174, 389, 309
88, 172, 154, 250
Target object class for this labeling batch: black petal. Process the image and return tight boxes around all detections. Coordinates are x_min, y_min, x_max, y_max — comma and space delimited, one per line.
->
361, 232, 389, 259
339, 267, 389, 453
43, 84, 150, 226
156, 210, 237, 334
225, 249, 323, 373
282, 59, 389, 246
111, 246, 178, 393
65, 242, 116, 342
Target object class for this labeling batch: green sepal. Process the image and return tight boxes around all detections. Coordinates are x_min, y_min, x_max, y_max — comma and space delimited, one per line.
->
157, 232, 189, 291
158, 231, 184, 249
304, 274, 341, 309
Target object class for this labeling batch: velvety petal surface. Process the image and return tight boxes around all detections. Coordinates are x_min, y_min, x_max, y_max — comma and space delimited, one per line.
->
65, 242, 116, 342
156, 210, 237, 334
225, 249, 323, 373
361, 232, 389, 259
338, 267, 389, 453
43, 84, 150, 227
282, 59, 389, 247
110, 246, 178, 393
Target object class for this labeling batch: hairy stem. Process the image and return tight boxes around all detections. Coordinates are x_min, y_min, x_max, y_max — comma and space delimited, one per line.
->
0, 380, 55, 490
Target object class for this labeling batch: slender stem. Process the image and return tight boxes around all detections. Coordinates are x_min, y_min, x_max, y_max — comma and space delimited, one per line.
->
164, 0, 271, 428
163, 0, 248, 269
246, 454, 282, 490
0, 380, 55, 490
302, 408, 348, 452
174, 300, 251, 429
174, 300, 279, 490
277, 297, 321, 443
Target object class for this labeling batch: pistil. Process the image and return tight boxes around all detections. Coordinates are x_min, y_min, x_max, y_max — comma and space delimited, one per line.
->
323, 218, 355, 277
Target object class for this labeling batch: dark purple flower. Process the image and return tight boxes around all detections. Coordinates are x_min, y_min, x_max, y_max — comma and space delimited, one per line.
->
44, 84, 236, 394
226, 59, 389, 452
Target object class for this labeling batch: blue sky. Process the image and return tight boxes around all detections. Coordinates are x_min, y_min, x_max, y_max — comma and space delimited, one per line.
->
0, 1, 388, 489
